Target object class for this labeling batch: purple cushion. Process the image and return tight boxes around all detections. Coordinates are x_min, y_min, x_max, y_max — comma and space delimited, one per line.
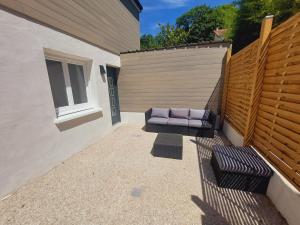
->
189, 120, 212, 128
167, 118, 188, 126
170, 108, 189, 119
188, 119, 203, 128
151, 108, 169, 118
148, 117, 168, 125
190, 109, 210, 120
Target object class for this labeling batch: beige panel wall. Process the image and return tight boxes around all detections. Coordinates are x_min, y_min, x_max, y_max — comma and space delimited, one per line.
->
119, 44, 228, 113
0, 0, 140, 54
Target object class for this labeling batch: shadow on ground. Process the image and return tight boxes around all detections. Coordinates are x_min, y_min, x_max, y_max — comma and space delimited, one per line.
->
191, 131, 287, 225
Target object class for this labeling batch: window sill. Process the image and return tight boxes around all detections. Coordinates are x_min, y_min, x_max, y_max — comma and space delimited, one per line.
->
54, 107, 103, 124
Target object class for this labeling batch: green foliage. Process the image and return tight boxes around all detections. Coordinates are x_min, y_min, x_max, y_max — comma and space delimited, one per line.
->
215, 4, 238, 29
140, 25, 188, 50
156, 24, 188, 47
140, 4, 238, 49
232, 0, 300, 52
214, 4, 238, 39
232, 0, 269, 52
140, 0, 299, 51
272, 0, 300, 24
140, 34, 159, 49
176, 5, 222, 42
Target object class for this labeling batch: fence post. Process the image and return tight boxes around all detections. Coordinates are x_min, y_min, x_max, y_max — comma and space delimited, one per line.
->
220, 46, 232, 128
243, 15, 273, 146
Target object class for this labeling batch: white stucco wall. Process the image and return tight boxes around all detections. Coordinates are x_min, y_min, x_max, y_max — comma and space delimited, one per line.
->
253, 148, 300, 225
222, 120, 244, 146
121, 112, 145, 124
0, 9, 120, 198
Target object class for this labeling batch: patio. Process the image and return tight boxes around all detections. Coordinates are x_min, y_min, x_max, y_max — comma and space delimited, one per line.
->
0, 125, 286, 225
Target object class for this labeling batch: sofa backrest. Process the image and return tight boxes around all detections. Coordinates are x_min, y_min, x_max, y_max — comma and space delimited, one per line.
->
151, 108, 170, 118
150, 108, 211, 121
170, 108, 189, 119
189, 109, 210, 120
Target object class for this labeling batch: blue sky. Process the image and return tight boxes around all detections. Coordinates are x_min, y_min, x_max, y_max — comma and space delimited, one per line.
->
140, 0, 233, 35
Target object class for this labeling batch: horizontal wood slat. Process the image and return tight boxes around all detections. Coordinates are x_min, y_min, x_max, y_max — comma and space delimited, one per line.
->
223, 13, 300, 190
0, 0, 140, 54
224, 40, 259, 135
252, 14, 300, 189
119, 46, 228, 112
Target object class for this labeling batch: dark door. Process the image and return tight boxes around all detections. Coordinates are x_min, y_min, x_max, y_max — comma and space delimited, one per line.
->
106, 66, 121, 125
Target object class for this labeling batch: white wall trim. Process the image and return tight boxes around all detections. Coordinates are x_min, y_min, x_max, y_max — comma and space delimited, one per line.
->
251, 146, 300, 225
121, 112, 145, 124
222, 120, 243, 146
54, 107, 103, 124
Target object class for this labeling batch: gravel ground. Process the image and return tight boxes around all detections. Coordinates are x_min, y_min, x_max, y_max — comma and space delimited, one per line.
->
0, 125, 287, 225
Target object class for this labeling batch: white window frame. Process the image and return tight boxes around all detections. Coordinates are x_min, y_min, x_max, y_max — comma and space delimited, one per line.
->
45, 55, 91, 117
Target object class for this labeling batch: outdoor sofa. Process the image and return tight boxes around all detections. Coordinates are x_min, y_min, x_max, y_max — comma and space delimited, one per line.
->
145, 108, 216, 137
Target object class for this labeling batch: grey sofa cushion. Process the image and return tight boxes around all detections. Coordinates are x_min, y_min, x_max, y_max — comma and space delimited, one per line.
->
190, 109, 210, 120
189, 120, 212, 128
188, 119, 202, 128
151, 108, 169, 118
168, 118, 188, 126
148, 117, 169, 125
170, 108, 189, 119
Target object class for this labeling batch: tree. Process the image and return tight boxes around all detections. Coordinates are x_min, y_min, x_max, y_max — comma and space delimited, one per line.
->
232, 0, 300, 52
232, 0, 271, 52
176, 5, 222, 42
140, 24, 188, 50
140, 34, 159, 49
214, 4, 238, 39
140, 1, 299, 51
140, 4, 238, 49
272, 0, 300, 24
155, 24, 188, 47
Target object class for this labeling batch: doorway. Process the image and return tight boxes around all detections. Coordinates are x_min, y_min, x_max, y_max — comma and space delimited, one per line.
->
106, 66, 121, 125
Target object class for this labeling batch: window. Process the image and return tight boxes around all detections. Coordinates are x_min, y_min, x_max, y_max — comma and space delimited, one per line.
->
45, 58, 89, 117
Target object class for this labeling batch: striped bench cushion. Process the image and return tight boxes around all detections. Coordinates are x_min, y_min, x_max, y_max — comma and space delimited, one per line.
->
212, 145, 273, 177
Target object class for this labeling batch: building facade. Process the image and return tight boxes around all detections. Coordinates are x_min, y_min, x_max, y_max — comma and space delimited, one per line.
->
0, 0, 142, 198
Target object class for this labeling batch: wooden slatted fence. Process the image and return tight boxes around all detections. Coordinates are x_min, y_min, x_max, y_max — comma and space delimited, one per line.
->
252, 13, 300, 189
224, 40, 258, 135
222, 13, 300, 190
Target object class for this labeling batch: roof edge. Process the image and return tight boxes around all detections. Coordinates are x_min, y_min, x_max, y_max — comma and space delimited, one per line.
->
132, 0, 143, 11
121, 41, 231, 54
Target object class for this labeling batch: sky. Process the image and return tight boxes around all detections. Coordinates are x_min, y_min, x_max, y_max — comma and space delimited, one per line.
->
140, 0, 233, 35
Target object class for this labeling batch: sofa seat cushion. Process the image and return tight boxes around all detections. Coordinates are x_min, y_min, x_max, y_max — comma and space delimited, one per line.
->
167, 118, 188, 126
148, 117, 169, 125
189, 120, 212, 129
151, 108, 169, 118
190, 109, 210, 120
170, 108, 189, 119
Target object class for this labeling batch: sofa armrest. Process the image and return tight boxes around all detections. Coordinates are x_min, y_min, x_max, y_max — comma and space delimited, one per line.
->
145, 108, 152, 124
